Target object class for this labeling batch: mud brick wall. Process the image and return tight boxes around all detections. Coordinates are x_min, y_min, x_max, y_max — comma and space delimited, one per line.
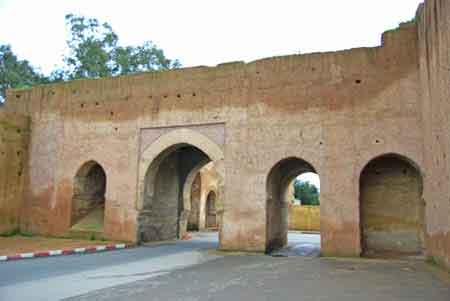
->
0, 112, 29, 234
417, 0, 450, 270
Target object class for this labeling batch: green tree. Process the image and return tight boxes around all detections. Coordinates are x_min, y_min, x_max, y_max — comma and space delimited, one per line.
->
0, 44, 47, 100
293, 179, 320, 206
62, 14, 180, 80
0, 14, 180, 101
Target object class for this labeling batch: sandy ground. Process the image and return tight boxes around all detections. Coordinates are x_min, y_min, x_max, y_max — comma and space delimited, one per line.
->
0, 236, 119, 256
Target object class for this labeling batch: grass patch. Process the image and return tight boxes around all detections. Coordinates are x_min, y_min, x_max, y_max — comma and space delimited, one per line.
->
0, 228, 20, 237
0, 229, 34, 237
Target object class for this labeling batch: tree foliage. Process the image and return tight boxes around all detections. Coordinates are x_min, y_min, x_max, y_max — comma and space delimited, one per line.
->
61, 14, 180, 80
0, 14, 180, 100
0, 45, 47, 100
293, 180, 320, 206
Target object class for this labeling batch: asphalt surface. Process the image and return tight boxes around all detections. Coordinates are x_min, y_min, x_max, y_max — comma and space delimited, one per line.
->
0, 232, 221, 301
68, 255, 450, 301
2, 232, 449, 301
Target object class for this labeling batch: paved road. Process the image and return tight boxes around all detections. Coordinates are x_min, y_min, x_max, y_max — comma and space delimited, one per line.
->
67, 253, 450, 301
272, 232, 321, 257
0, 232, 222, 301
2, 232, 448, 301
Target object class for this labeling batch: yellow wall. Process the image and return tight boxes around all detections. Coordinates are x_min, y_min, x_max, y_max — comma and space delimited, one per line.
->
289, 205, 320, 232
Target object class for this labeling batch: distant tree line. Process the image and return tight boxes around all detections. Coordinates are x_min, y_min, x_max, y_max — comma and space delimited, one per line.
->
0, 14, 180, 100
293, 180, 320, 206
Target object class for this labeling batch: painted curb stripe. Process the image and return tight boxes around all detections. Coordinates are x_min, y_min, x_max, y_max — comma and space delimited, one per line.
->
0, 244, 132, 262
49, 250, 62, 256
20, 253, 34, 259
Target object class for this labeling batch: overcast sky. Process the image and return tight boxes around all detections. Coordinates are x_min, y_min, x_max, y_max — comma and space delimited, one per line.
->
0, 0, 422, 75
298, 173, 320, 190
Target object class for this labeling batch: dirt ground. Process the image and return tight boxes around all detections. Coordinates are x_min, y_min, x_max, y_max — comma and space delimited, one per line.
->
0, 235, 120, 256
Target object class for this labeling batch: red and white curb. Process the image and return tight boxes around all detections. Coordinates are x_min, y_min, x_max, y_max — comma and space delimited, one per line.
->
0, 243, 132, 262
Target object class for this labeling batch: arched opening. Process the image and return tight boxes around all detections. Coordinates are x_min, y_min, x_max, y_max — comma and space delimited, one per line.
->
138, 144, 212, 243
71, 161, 106, 234
205, 191, 217, 229
187, 173, 202, 231
360, 154, 425, 257
266, 157, 320, 254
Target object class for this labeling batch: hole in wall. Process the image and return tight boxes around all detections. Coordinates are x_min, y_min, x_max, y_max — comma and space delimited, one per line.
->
312, 67, 316, 71
80, 103, 84, 108
18, 171, 22, 177
177, 94, 181, 98
17, 151, 21, 156
163, 95, 168, 99
15, 94, 21, 99
114, 127, 118, 131
110, 111, 114, 116
95, 102, 99, 106
192, 92, 196, 97
355, 80, 362, 84
16, 129, 21, 134
375, 139, 380, 144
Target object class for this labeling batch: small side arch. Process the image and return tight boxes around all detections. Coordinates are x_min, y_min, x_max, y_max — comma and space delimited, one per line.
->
265, 157, 319, 253
359, 153, 425, 256
205, 190, 218, 229
71, 160, 107, 231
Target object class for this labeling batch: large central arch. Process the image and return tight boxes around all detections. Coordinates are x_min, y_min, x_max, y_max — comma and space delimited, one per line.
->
137, 128, 224, 243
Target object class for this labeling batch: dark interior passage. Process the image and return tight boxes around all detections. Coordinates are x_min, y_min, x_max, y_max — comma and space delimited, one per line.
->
138, 144, 210, 243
